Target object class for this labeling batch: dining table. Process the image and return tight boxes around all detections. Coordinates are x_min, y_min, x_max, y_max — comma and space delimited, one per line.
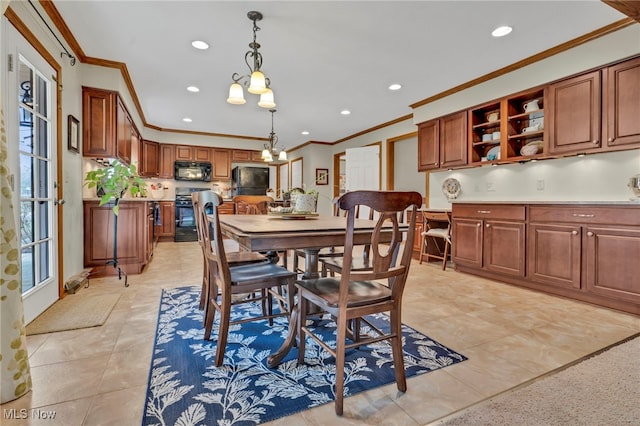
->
216, 212, 408, 367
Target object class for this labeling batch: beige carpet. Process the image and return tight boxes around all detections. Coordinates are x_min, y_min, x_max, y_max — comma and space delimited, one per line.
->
435, 335, 640, 425
26, 293, 120, 335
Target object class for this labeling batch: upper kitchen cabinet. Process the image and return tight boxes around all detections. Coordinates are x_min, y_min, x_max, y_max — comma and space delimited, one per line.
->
505, 87, 546, 160
175, 145, 211, 162
232, 149, 264, 162
602, 56, 640, 149
212, 148, 231, 179
547, 70, 601, 155
140, 140, 159, 177
417, 110, 467, 171
82, 86, 138, 165
158, 144, 175, 179
468, 100, 502, 165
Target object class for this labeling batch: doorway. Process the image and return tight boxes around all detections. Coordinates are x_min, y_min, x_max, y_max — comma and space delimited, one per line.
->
3, 19, 59, 323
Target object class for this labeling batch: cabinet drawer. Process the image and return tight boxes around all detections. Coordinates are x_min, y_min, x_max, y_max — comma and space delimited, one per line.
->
453, 204, 525, 221
530, 205, 640, 226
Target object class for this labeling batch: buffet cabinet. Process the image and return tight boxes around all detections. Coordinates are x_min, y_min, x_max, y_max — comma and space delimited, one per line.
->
420, 55, 640, 171
84, 200, 153, 276
452, 203, 640, 315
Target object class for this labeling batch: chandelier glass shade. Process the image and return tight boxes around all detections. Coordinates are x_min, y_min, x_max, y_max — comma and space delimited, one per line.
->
227, 11, 275, 108
262, 109, 286, 162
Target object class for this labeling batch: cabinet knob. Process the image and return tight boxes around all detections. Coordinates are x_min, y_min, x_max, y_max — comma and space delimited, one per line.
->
476, 223, 481, 227
592, 140, 599, 144
485, 224, 490, 228
608, 138, 613, 142
587, 231, 594, 237
435, 162, 439, 166
572, 230, 578, 235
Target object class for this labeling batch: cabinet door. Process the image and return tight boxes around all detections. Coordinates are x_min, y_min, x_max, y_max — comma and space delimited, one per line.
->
440, 111, 467, 168
232, 149, 252, 162
451, 218, 483, 267
157, 201, 175, 237
158, 144, 175, 178
417, 120, 439, 171
547, 70, 601, 154
116, 98, 132, 164
84, 202, 144, 266
212, 148, 231, 179
603, 57, 640, 149
82, 87, 116, 157
528, 223, 581, 289
175, 145, 193, 161
484, 220, 525, 277
140, 140, 159, 177
585, 226, 640, 304
194, 147, 211, 162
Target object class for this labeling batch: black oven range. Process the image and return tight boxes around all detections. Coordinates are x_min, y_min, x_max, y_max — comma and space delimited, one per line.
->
174, 187, 207, 242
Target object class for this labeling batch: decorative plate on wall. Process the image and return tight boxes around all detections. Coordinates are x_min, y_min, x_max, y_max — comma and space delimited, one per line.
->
442, 178, 461, 199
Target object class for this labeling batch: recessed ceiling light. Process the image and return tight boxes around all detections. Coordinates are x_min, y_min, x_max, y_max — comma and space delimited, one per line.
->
182, 117, 193, 123
301, 131, 309, 135
492, 26, 512, 37
191, 40, 209, 50
388, 83, 402, 91
187, 86, 200, 92
340, 110, 351, 115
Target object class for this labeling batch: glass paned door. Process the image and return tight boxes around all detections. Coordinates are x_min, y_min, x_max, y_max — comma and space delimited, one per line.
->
4, 19, 59, 323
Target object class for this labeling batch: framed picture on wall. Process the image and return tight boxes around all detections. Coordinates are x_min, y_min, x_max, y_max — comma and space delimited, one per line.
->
67, 115, 80, 153
315, 168, 329, 185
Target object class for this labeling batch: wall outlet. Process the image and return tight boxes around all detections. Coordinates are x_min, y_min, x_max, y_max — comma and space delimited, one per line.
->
486, 181, 496, 191
536, 179, 545, 190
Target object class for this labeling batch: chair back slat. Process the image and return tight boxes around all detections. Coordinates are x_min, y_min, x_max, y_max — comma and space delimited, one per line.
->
197, 192, 232, 293
338, 190, 422, 300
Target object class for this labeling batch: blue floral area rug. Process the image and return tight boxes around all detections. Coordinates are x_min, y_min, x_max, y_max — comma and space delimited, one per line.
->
143, 286, 467, 425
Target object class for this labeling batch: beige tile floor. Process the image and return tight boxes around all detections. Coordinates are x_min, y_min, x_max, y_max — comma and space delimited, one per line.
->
2, 241, 639, 425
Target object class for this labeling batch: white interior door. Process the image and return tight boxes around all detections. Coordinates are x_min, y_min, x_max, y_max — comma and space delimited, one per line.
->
3, 19, 59, 323
345, 145, 379, 192
345, 145, 379, 218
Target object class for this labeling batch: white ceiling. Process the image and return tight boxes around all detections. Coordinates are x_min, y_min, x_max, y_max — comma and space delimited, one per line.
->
51, 1, 627, 149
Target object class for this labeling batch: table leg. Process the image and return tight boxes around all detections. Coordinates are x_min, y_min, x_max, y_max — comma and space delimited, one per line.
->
267, 305, 298, 368
268, 247, 321, 367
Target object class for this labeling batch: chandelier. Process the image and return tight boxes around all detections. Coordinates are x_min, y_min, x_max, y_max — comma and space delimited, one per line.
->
226, 11, 275, 108
262, 109, 287, 162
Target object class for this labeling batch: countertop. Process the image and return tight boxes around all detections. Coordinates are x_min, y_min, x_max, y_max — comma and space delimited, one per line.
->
450, 200, 640, 206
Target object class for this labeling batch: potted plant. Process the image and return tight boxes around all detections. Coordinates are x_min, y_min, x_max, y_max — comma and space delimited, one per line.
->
84, 160, 146, 286
84, 160, 146, 215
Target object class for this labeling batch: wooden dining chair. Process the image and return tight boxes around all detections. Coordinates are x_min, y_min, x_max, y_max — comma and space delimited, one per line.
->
292, 196, 346, 275
200, 192, 296, 366
232, 195, 273, 215
192, 191, 267, 315
419, 211, 452, 270
295, 190, 422, 416
318, 203, 376, 277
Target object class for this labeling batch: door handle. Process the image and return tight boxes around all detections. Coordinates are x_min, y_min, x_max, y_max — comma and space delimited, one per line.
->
55, 199, 66, 205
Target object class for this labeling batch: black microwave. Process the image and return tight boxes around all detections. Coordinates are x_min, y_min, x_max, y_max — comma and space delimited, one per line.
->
174, 161, 212, 182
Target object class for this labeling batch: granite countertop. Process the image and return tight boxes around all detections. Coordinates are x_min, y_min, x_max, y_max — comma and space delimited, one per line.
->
450, 200, 640, 205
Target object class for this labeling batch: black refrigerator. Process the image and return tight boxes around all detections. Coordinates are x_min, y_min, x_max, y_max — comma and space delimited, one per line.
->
232, 166, 270, 196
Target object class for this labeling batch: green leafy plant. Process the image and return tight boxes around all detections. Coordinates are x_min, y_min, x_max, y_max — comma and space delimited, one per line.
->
84, 160, 146, 215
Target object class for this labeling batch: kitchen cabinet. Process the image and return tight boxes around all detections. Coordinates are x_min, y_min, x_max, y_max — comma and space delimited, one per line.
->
158, 144, 175, 179
140, 140, 159, 177
82, 86, 139, 165
528, 205, 640, 308
417, 110, 467, 171
602, 56, 640, 149
83, 200, 151, 276
232, 149, 264, 162
406, 210, 424, 259
218, 203, 235, 215
156, 201, 175, 241
454, 203, 640, 315
547, 70, 601, 155
212, 148, 232, 179
452, 204, 526, 277
175, 145, 211, 162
